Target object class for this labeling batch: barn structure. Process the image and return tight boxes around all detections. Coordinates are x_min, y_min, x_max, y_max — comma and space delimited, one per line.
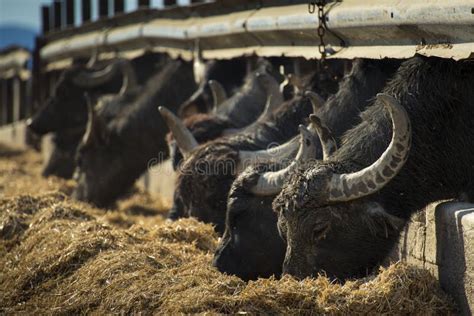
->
0, 0, 472, 313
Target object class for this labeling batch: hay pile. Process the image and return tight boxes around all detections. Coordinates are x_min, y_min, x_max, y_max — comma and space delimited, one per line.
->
0, 143, 169, 228
0, 144, 456, 314
0, 143, 75, 197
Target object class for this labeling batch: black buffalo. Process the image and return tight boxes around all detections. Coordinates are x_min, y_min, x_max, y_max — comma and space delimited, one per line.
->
41, 129, 84, 178
213, 119, 329, 281
28, 54, 166, 178
269, 56, 474, 280
73, 58, 196, 207
28, 54, 165, 135
178, 57, 247, 116
165, 79, 327, 233
167, 59, 284, 170
213, 59, 401, 280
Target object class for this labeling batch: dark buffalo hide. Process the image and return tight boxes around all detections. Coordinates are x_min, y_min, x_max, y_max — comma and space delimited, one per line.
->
274, 56, 474, 280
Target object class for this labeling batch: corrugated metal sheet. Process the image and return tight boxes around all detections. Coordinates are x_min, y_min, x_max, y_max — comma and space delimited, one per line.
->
40, 0, 474, 69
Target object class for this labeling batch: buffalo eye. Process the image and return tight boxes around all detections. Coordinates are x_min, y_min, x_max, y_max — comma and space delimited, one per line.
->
312, 224, 328, 242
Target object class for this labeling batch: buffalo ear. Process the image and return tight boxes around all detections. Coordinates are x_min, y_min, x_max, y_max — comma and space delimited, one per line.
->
83, 94, 108, 147
364, 203, 405, 237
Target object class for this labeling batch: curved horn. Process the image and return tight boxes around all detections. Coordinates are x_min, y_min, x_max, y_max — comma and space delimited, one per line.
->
82, 93, 94, 146
328, 94, 411, 202
209, 80, 227, 112
82, 93, 104, 146
279, 65, 289, 94
86, 48, 99, 68
289, 59, 303, 94
250, 125, 318, 196
193, 39, 206, 84
72, 63, 117, 88
178, 86, 205, 118
225, 89, 279, 135
158, 106, 198, 156
279, 61, 303, 95
309, 114, 337, 160
257, 72, 284, 111
117, 60, 138, 96
262, 94, 274, 118
304, 90, 325, 114
257, 94, 277, 122
237, 136, 300, 173
222, 78, 284, 136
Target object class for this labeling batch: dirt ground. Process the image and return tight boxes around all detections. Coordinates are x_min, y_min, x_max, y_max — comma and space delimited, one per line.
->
0, 143, 456, 314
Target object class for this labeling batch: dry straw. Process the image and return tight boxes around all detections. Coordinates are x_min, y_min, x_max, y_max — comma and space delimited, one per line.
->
0, 143, 456, 314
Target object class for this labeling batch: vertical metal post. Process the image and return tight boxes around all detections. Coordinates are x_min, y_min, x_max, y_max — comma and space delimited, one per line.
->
138, 0, 150, 8
99, 0, 109, 18
5, 79, 12, 124
32, 36, 45, 115
41, 6, 51, 34
0, 80, 7, 126
53, 0, 62, 30
113, 0, 124, 14
65, 0, 75, 27
12, 77, 21, 123
163, 0, 176, 6
82, 0, 91, 22
21, 79, 28, 119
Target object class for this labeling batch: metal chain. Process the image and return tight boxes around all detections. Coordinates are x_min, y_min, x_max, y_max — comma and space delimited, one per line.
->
308, 1, 327, 61
309, 0, 346, 86
317, 1, 326, 60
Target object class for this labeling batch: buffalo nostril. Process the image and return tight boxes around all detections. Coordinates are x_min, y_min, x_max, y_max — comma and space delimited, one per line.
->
282, 261, 302, 279
212, 254, 225, 271
72, 169, 80, 182
26, 118, 39, 133
26, 118, 46, 135
283, 263, 312, 280
283, 268, 302, 280
212, 245, 233, 272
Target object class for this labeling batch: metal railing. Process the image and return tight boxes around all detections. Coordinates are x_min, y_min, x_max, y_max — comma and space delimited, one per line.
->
0, 47, 31, 127
39, 0, 474, 67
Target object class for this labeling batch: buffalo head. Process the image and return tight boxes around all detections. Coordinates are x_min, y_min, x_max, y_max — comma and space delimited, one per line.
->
35, 60, 137, 180
27, 59, 134, 135
271, 94, 410, 280
164, 67, 284, 171
73, 59, 195, 207
163, 92, 323, 234
42, 129, 84, 179
213, 117, 331, 280
72, 95, 132, 207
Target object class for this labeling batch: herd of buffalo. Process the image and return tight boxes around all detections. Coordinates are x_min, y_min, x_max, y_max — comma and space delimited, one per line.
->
26, 52, 474, 282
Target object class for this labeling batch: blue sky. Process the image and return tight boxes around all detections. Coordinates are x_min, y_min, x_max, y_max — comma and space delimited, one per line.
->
0, 0, 190, 50
0, 0, 54, 31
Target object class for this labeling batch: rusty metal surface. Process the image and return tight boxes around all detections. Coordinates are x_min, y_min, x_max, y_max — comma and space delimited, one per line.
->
40, 0, 474, 69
